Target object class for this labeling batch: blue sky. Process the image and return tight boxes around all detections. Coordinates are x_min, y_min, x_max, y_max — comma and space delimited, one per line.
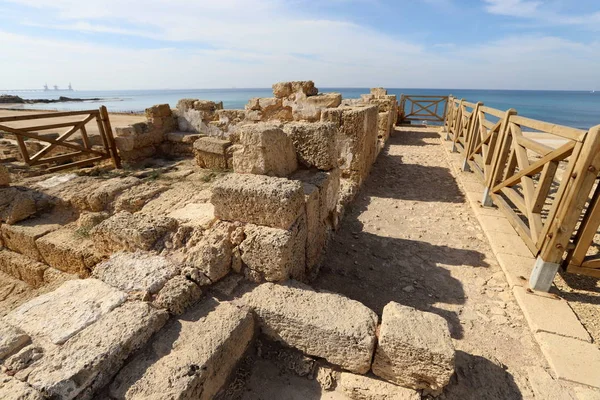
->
1, 0, 599, 90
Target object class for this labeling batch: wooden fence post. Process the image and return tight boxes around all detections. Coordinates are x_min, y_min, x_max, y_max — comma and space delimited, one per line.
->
462, 102, 483, 172
530, 125, 600, 291
451, 99, 464, 153
99, 106, 122, 169
482, 108, 517, 207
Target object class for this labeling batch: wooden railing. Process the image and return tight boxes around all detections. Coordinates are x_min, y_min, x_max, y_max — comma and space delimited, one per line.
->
399, 95, 448, 124
0, 106, 120, 172
445, 96, 600, 288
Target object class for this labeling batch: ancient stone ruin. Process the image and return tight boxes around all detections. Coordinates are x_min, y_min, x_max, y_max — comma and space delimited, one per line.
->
0, 82, 454, 399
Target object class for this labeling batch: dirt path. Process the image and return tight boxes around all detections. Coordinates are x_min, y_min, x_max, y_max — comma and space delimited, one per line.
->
308, 127, 580, 399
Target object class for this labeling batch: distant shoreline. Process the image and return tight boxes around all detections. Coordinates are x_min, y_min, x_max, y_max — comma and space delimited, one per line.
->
0, 106, 144, 116
0, 94, 104, 105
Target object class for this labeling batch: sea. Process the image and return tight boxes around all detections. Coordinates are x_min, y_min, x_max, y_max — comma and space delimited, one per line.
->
2, 88, 599, 130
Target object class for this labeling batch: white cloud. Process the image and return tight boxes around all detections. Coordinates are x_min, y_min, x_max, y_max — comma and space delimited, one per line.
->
0, 0, 599, 90
483, 0, 600, 28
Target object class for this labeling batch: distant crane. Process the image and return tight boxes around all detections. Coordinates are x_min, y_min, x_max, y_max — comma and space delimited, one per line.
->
43, 83, 49, 91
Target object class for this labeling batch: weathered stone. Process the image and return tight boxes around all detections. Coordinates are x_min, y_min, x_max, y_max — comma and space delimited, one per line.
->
85, 177, 140, 212
0, 188, 37, 224
193, 137, 232, 170
153, 275, 203, 315
0, 372, 43, 400
338, 372, 421, 400
370, 87, 387, 97
372, 302, 455, 393
145, 103, 172, 118
240, 217, 306, 282
93, 251, 179, 295
306, 93, 342, 108
27, 302, 168, 400
272, 81, 318, 98
293, 168, 341, 228
336, 106, 379, 186
36, 229, 100, 276
176, 99, 222, 134
233, 123, 298, 177
0, 322, 30, 359
0, 214, 65, 261
211, 173, 305, 230
77, 211, 109, 231
0, 164, 10, 187
167, 202, 215, 228
113, 183, 169, 214
109, 300, 254, 400
4, 344, 44, 375
43, 267, 77, 285
241, 282, 377, 373
4, 279, 127, 345
90, 211, 178, 254
184, 223, 233, 282
283, 122, 338, 170
0, 249, 48, 288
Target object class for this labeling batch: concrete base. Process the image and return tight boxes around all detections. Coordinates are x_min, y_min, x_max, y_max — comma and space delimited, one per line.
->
451, 142, 458, 153
461, 158, 471, 172
529, 256, 560, 292
481, 187, 494, 207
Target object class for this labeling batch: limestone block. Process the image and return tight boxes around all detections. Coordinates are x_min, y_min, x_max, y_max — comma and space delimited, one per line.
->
0, 164, 10, 187
0, 188, 37, 225
0, 372, 43, 400
90, 211, 178, 254
109, 300, 255, 400
370, 87, 387, 97
298, 182, 324, 277
36, 229, 100, 277
337, 106, 379, 185
193, 137, 232, 170
27, 301, 168, 400
306, 93, 342, 108
378, 111, 391, 138
43, 267, 77, 285
240, 216, 307, 282
166, 131, 203, 143
92, 251, 179, 295
241, 282, 377, 373
283, 122, 338, 170
211, 173, 305, 230
167, 202, 215, 228
338, 372, 421, 400
321, 108, 343, 126
84, 176, 140, 212
372, 302, 455, 393
0, 249, 48, 288
183, 222, 234, 282
115, 135, 135, 152
4, 279, 127, 345
0, 322, 30, 359
293, 168, 341, 228
272, 81, 318, 98
113, 183, 169, 214
153, 275, 203, 315
145, 103, 172, 119
0, 216, 63, 261
118, 146, 156, 162
233, 123, 298, 176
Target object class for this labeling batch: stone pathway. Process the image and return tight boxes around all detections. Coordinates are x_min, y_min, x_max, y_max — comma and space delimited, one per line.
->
308, 127, 599, 399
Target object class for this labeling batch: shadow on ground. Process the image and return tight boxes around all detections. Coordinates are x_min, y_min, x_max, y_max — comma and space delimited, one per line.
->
316, 128, 523, 399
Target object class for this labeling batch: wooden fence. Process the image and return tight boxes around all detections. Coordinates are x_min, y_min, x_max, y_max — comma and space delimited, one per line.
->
399, 95, 448, 124
444, 96, 600, 287
0, 106, 120, 172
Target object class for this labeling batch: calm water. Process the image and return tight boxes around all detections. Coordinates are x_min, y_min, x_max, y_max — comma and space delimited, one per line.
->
3, 88, 599, 130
